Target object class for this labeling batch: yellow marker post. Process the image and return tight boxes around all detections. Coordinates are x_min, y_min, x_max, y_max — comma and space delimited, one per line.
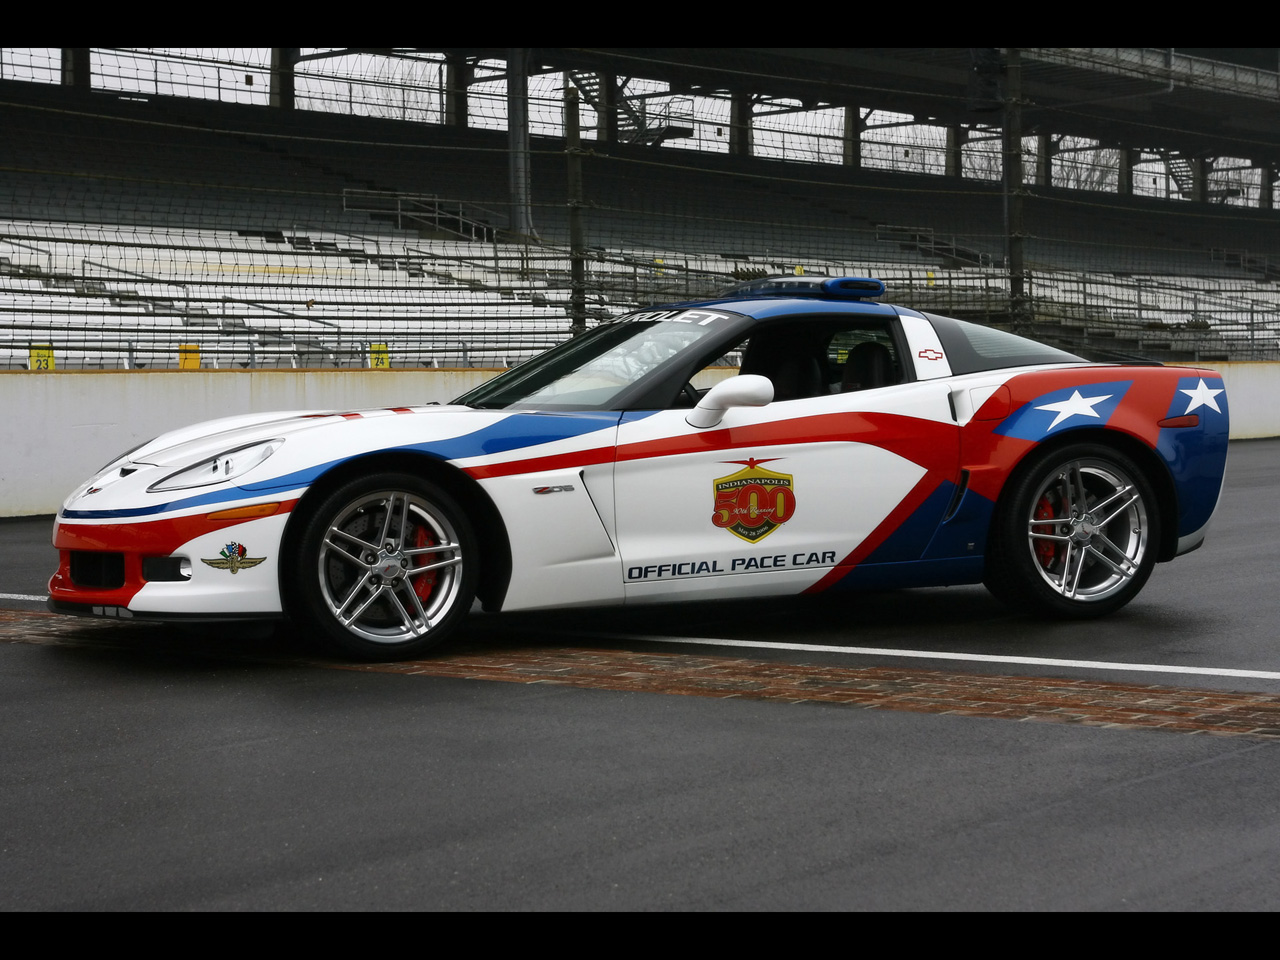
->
28, 345, 55, 371
369, 344, 390, 369
178, 344, 201, 369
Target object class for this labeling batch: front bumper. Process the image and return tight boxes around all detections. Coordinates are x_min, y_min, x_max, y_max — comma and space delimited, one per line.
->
48, 504, 297, 620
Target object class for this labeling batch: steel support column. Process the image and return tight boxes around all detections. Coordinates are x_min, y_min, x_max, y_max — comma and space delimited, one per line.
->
945, 124, 967, 177
1035, 132, 1052, 187
1003, 48, 1027, 328
507, 49, 535, 239
730, 91, 753, 157
1190, 158, 1208, 202
566, 88, 588, 336
1262, 164, 1277, 210
270, 48, 298, 110
598, 73, 618, 144
844, 107, 863, 168
60, 48, 90, 91
1118, 147, 1137, 196
445, 55, 472, 128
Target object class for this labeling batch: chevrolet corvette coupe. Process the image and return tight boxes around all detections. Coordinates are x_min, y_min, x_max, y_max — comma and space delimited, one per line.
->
49, 277, 1230, 660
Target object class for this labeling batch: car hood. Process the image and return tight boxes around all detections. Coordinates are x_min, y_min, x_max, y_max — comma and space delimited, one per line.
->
63, 404, 628, 518
128, 405, 478, 467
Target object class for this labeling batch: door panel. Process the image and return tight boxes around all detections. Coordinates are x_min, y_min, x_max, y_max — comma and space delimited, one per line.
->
614, 381, 960, 601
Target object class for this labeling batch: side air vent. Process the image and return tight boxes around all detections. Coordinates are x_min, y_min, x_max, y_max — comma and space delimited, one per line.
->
142, 557, 192, 582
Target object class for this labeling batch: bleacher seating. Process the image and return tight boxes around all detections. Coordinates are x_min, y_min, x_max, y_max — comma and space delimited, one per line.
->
0, 219, 576, 369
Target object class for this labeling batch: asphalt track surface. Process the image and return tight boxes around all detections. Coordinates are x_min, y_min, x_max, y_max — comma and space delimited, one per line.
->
2, 439, 1279, 911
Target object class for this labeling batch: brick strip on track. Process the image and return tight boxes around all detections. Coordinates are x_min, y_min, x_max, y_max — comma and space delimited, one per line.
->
5, 608, 1280, 741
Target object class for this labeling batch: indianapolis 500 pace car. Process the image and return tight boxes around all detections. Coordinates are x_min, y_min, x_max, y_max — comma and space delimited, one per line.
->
49, 277, 1230, 660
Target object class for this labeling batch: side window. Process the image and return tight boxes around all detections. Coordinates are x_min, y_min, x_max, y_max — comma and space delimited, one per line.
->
677, 320, 903, 408
669, 337, 747, 409
738, 330, 827, 401
691, 338, 745, 392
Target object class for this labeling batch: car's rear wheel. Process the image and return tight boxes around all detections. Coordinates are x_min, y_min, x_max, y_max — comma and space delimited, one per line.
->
985, 443, 1160, 619
287, 473, 476, 660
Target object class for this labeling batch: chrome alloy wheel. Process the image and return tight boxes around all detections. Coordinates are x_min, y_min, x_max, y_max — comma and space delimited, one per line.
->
1025, 458, 1150, 603
317, 489, 465, 644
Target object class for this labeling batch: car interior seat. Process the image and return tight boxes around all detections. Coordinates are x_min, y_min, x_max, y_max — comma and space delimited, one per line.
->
740, 336, 824, 401
841, 341, 895, 392
770, 354, 824, 400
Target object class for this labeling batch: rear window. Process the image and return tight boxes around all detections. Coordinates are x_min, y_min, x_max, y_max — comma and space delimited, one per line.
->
923, 312, 1085, 374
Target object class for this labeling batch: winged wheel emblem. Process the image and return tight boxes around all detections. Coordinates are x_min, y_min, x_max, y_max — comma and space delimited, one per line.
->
201, 542, 267, 574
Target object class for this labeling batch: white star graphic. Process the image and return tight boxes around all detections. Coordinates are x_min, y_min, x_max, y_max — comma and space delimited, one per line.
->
1035, 389, 1113, 430
1180, 378, 1223, 415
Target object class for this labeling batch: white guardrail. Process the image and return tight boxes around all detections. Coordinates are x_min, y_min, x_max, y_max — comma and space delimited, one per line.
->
0, 362, 1274, 517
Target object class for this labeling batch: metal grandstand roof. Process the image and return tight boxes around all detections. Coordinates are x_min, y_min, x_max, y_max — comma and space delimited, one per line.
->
441, 48, 1280, 167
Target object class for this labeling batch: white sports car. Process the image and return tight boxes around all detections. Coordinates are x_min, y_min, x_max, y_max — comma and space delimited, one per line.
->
49, 277, 1231, 660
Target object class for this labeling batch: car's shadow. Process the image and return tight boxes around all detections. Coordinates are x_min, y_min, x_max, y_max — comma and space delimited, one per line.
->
21, 578, 1217, 672
457, 583, 1224, 664
469, 586, 1005, 639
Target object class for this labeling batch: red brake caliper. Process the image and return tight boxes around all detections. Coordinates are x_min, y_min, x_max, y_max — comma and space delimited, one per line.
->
411, 524, 438, 602
1033, 495, 1058, 569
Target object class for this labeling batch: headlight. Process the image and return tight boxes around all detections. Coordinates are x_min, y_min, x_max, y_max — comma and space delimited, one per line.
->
148, 439, 284, 493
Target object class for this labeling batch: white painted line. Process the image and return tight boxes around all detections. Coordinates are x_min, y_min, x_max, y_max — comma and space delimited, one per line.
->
0, 593, 46, 602
582, 633, 1280, 683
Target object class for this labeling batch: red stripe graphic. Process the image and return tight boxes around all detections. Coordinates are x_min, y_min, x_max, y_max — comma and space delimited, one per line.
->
463, 411, 959, 480
803, 472, 945, 593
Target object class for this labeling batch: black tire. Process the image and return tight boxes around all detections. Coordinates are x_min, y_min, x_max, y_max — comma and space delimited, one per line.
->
985, 443, 1161, 619
285, 472, 477, 660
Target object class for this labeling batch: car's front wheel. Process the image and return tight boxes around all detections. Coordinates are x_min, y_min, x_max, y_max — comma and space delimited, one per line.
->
985, 443, 1160, 619
286, 473, 477, 660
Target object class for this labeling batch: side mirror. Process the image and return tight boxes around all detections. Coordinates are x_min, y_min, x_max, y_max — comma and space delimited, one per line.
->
686, 374, 774, 428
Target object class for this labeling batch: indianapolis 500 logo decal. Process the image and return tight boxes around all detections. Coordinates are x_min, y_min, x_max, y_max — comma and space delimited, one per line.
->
712, 458, 796, 544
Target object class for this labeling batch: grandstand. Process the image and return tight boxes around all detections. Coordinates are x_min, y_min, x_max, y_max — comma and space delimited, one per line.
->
2, 47, 1279, 371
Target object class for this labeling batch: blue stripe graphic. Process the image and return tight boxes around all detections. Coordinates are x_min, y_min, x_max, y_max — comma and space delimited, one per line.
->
63, 410, 631, 520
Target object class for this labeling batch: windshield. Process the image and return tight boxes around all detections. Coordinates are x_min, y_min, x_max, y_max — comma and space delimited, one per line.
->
455, 307, 744, 410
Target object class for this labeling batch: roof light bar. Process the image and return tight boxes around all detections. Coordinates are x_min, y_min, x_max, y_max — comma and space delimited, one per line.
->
720, 275, 886, 299
821, 277, 886, 297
